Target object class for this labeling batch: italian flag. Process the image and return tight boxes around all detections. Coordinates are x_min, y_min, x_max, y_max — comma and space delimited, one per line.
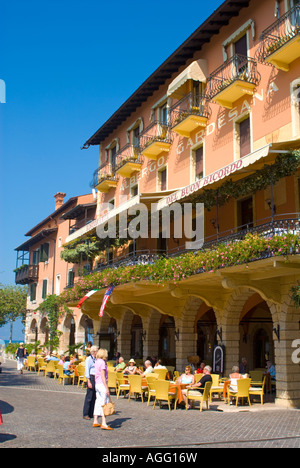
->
77, 289, 99, 308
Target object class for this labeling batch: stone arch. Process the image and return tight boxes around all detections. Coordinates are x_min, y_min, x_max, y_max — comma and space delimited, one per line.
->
40, 316, 49, 345
28, 317, 38, 343
276, 290, 300, 407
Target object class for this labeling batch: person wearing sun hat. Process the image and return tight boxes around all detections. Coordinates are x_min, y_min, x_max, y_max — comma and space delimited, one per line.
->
123, 359, 138, 375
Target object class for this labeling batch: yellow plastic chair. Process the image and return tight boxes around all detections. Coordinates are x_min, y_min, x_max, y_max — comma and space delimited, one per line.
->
77, 365, 87, 388
57, 364, 75, 385
173, 371, 180, 382
108, 370, 118, 394
44, 360, 56, 378
210, 374, 224, 402
128, 375, 148, 402
26, 356, 37, 372
228, 378, 251, 407
249, 376, 266, 405
37, 358, 46, 375
249, 370, 264, 382
153, 368, 168, 380
152, 380, 177, 411
146, 375, 159, 406
194, 373, 203, 383
186, 381, 213, 412
116, 373, 130, 399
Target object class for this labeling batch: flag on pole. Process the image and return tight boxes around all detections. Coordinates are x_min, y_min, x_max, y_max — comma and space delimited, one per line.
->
99, 286, 115, 317
77, 289, 99, 308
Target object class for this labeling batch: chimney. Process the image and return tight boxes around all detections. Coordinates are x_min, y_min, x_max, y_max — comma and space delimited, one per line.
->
54, 192, 66, 210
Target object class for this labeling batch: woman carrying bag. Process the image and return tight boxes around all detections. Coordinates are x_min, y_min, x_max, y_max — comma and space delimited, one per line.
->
93, 348, 115, 430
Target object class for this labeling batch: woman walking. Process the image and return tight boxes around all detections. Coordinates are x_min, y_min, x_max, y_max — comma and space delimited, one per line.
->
93, 349, 114, 430
15, 343, 26, 374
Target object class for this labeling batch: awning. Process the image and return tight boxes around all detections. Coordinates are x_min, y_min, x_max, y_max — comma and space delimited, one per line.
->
167, 60, 208, 98
64, 190, 176, 244
157, 140, 300, 211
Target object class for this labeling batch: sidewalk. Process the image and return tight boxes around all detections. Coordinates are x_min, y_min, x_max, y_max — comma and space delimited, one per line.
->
0, 360, 299, 448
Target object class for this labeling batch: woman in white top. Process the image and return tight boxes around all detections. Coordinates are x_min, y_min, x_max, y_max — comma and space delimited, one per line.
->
123, 359, 138, 375
178, 365, 195, 385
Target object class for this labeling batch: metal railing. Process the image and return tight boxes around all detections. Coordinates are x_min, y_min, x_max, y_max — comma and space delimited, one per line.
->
87, 214, 300, 274
206, 54, 261, 101
115, 144, 143, 171
169, 92, 211, 128
90, 163, 118, 189
259, 5, 300, 61
139, 120, 172, 152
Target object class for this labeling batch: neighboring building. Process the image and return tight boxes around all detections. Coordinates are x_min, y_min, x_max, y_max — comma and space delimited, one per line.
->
54, 0, 300, 407
15, 192, 96, 350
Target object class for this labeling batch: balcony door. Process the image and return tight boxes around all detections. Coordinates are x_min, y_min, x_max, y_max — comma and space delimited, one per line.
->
237, 196, 253, 229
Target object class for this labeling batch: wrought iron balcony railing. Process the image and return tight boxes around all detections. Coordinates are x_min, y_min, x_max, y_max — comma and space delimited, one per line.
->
90, 163, 118, 190
206, 54, 261, 106
169, 92, 210, 136
139, 120, 172, 159
115, 144, 143, 178
259, 5, 300, 71
87, 214, 300, 274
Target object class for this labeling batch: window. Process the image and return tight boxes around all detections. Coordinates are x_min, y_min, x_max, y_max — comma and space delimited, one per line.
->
68, 270, 75, 288
110, 146, 117, 172
239, 117, 251, 157
194, 146, 204, 181
40, 243, 49, 262
55, 274, 61, 295
237, 196, 254, 228
159, 168, 167, 191
30, 283, 37, 302
291, 79, 300, 137
32, 250, 39, 265
131, 185, 138, 198
108, 198, 115, 211
159, 103, 168, 125
133, 126, 140, 148
234, 34, 248, 57
42, 279, 48, 299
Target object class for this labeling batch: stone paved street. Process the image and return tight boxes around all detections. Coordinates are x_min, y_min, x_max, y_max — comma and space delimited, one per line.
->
0, 359, 300, 449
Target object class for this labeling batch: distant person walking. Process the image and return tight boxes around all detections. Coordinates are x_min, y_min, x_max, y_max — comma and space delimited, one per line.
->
83, 345, 98, 420
15, 343, 27, 374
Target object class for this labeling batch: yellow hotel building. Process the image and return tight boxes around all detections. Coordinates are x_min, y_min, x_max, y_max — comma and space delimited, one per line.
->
61, 0, 300, 407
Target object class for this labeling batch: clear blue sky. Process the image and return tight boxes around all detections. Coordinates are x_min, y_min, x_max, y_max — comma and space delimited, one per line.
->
0, 0, 224, 339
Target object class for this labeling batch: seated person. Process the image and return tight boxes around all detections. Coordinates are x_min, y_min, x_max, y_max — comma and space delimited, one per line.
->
63, 356, 74, 376
136, 360, 154, 377
46, 351, 60, 362
154, 359, 167, 370
182, 365, 212, 407
123, 359, 138, 375
114, 357, 126, 372
228, 366, 243, 393
195, 362, 205, 374
177, 365, 195, 385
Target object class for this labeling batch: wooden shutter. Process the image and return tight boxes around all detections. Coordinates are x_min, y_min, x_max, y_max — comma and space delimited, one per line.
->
160, 169, 167, 191
195, 147, 203, 179
40, 243, 49, 262
239, 117, 251, 158
42, 279, 47, 299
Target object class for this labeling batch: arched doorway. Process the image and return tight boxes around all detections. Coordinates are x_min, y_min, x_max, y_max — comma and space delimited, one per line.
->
40, 317, 49, 345
158, 315, 176, 365
240, 297, 274, 371
195, 307, 217, 366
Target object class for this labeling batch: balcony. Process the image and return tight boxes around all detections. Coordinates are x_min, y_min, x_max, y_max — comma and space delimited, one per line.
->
15, 264, 39, 285
260, 5, 300, 72
91, 164, 118, 193
207, 54, 261, 109
115, 144, 143, 178
139, 121, 172, 160
170, 92, 210, 138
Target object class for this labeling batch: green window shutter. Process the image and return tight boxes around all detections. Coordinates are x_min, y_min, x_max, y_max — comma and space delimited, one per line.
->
42, 279, 47, 299
40, 243, 49, 262
30, 283, 37, 301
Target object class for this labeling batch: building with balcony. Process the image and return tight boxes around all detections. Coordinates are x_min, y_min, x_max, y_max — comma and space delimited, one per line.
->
61, 0, 300, 407
15, 192, 96, 349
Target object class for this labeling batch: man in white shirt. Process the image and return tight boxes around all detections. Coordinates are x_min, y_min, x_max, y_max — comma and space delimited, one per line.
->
137, 360, 154, 377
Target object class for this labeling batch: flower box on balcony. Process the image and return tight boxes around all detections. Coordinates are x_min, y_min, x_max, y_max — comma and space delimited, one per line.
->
116, 157, 142, 178
96, 177, 118, 193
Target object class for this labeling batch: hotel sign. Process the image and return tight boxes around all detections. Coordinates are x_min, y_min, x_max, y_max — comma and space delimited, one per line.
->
157, 144, 271, 211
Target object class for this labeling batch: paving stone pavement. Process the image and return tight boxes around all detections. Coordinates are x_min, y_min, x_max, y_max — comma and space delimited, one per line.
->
0, 359, 300, 449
